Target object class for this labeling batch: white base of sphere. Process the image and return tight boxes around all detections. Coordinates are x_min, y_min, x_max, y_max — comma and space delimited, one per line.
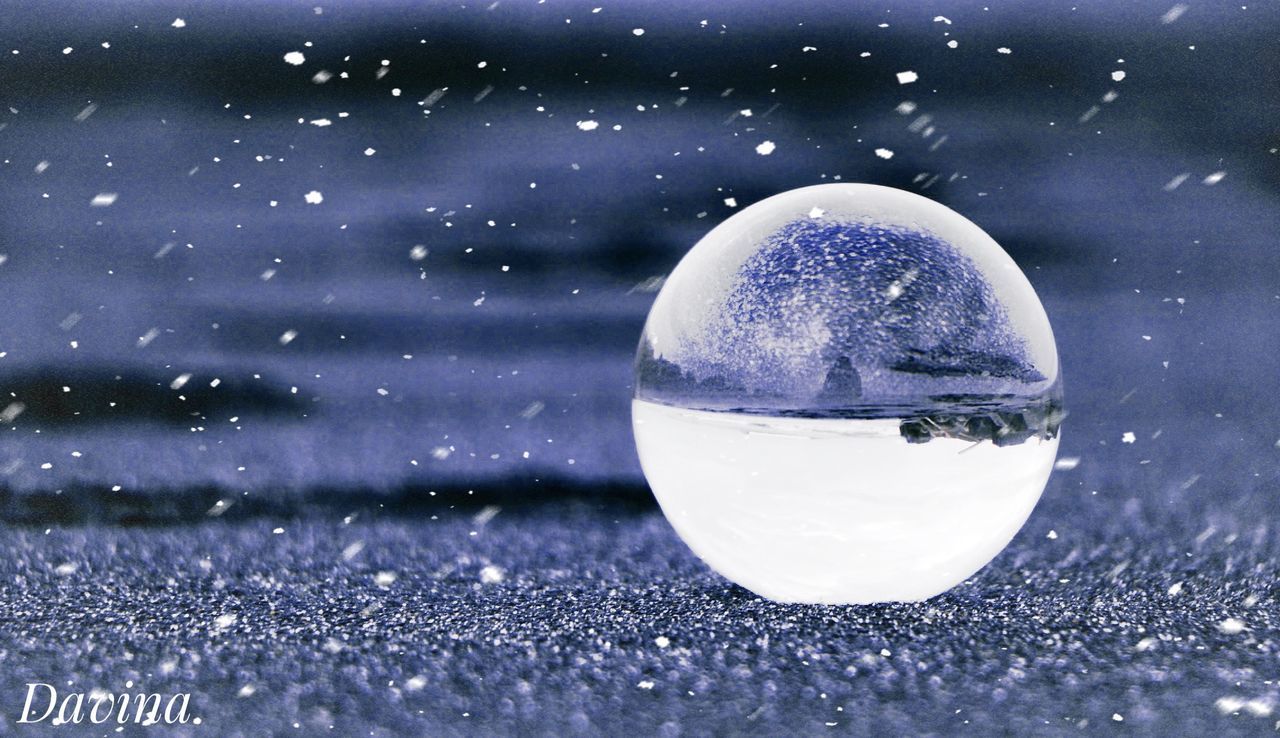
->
633, 399, 1058, 604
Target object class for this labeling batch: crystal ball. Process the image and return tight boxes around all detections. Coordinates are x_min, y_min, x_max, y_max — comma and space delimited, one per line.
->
632, 184, 1063, 604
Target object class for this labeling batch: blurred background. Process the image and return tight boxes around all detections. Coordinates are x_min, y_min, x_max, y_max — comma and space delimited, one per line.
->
0, 1, 1277, 735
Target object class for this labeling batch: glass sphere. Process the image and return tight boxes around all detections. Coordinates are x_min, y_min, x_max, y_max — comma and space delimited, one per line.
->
632, 184, 1063, 604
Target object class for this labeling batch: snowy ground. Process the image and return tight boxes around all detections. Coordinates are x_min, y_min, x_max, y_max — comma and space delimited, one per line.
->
0, 2, 1278, 734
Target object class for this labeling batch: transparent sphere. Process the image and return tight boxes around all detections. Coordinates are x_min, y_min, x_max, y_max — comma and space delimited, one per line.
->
632, 184, 1063, 604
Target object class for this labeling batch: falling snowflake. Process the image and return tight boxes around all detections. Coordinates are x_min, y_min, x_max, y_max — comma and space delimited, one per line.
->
576, 120, 599, 131
1161, 3, 1188, 23
304, 190, 323, 204
283, 51, 306, 66
755, 140, 776, 156
874, 148, 894, 159
896, 70, 918, 84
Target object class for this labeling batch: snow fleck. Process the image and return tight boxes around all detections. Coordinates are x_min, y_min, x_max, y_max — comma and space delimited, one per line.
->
373, 571, 398, 587
1135, 637, 1158, 652
312, 70, 332, 84
655, 636, 670, 648
997, 47, 1012, 54
755, 140, 776, 156
874, 148, 894, 159
1046, 530, 1058, 540
1218, 617, 1246, 635
62, 47, 73, 55
405, 676, 428, 691
1215, 696, 1245, 715
632, 28, 645, 36
309, 118, 332, 127
1161, 4, 1188, 23
410, 245, 428, 261
723, 197, 737, 208
1112, 713, 1123, 722
896, 70, 918, 85
1111, 70, 1126, 82
214, 613, 237, 629
74, 103, 98, 122
1054, 456, 1080, 470
1203, 171, 1226, 185
637, 680, 655, 690
479, 565, 505, 584
808, 207, 825, 218
364, 147, 376, 156
933, 15, 952, 24
431, 446, 451, 460
279, 329, 298, 345
341, 541, 364, 561
137, 328, 160, 348
947, 40, 958, 49
473, 505, 503, 525
170, 373, 192, 390
171, 18, 186, 28
0, 403, 24, 423
54, 562, 78, 576
895, 101, 917, 115
1163, 173, 1190, 191
1121, 431, 1136, 444
283, 51, 306, 66
304, 190, 323, 204
90, 192, 118, 207
576, 119, 599, 131
1168, 581, 1183, 596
